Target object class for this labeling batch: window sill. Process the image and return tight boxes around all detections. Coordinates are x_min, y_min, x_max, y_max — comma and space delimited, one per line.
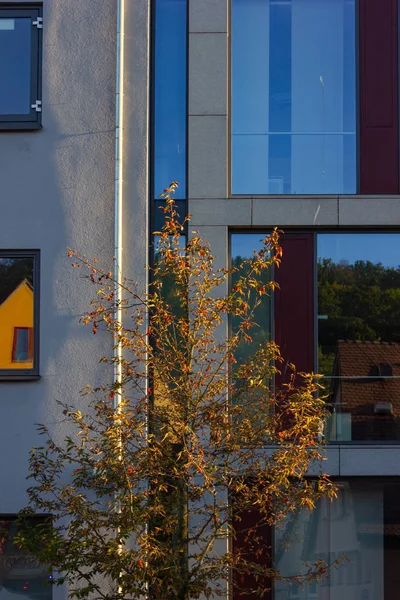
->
0, 374, 40, 382
0, 122, 42, 131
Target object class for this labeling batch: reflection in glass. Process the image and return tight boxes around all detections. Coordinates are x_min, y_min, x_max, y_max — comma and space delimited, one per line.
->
0, 518, 51, 600
231, 234, 272, 366
153, 0, 186, 199
0, 18, 31, 115
318, 234, 400, 441
231, 0, 356, 194
0, 257, 34, 370
275, 480, 400, 600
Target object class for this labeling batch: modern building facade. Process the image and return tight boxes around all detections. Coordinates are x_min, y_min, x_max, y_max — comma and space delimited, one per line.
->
1, 0, 400, 599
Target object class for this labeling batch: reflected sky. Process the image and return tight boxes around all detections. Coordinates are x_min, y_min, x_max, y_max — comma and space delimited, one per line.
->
318, 233, 400, 268
153, 0, 186, 199
231, 0, 356, 194
0, 18, 31, 115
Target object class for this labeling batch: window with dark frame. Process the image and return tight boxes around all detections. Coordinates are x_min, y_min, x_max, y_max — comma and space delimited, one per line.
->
230, 231, 400, 443
12, 327, 33, 363
0, 516, 52, 600
0, 5, 42, 130
0, 251, 40, 379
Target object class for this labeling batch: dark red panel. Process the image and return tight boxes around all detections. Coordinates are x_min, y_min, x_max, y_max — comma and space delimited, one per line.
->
274, 234, 315, 375
232, 506, 273, 600
359, 0, 399, 193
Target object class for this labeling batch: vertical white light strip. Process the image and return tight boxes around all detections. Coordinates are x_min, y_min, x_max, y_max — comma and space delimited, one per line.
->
114, 0, 125, 410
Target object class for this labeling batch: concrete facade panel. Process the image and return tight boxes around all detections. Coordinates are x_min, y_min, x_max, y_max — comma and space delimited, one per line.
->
122, 0, 149, 292
188, 116, 227, 198
339, 196, 400, 225
189, 0, 227, 33
307, 447, 340, 476
190, 198, 251, 226
189, 33, 227, 116
340, 447, 400, 475
252, 197, 339, 226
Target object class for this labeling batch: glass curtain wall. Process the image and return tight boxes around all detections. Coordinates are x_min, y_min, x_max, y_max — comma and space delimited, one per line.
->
153, 0, 187, 225
275, 480, 400, 600
231, 0, 356, 195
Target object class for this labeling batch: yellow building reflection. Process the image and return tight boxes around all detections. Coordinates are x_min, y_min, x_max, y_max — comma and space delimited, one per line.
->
0, 280, 33, 369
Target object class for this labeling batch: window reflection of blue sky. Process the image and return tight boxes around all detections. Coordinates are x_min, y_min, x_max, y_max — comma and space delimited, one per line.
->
154, 0, 186, 200
232, 233, 400, 269
318, 234, 400, 269
0, 18, 31, 115
231, 0, 356, 194
231, 234, 266, 261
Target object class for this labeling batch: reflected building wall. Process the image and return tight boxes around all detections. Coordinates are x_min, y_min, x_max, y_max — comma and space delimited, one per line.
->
0, 280, 33, 370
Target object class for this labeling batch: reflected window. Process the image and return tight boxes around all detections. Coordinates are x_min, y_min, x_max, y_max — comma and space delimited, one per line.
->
0, 6, 42, 130
153, 0, 187, 199
275, 480, 400, 600
231, 0, 356, 194
0, 517, 51, 600
12, 327, 33, 363
0, 252, 39, 378
318, 234, 400, 442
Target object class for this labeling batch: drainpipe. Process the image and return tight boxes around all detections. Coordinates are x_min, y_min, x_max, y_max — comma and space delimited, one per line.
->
114, 0, 125, 410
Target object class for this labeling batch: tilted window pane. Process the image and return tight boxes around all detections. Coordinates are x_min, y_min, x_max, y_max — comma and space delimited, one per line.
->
0, 18, 31, 115
275, 480, 400, 600
318, 234, 400, 441
154, 0, 186, 200
0, 257, 34, 370
231, 0, 356, 194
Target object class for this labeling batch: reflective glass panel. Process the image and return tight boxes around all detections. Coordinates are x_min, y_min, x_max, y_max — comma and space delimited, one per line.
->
275, 480, 400, 600
154, 0, 186, 199
231, 234, 272, 365
0, 18, 31, 115
0, 517, 51, 600
231, 0, 356, 194
317, 234, 400, 441
0, 257, 34, 370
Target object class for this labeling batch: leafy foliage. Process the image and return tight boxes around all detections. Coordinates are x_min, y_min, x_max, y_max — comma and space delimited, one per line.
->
18, 184, 338, 600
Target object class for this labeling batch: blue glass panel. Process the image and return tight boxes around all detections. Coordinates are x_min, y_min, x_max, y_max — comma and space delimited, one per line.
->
231, 0, 356, 194
15, 328, 29, 361
318, 233, 400, 441
0, 18, 31, 115
154, 0, 186, 200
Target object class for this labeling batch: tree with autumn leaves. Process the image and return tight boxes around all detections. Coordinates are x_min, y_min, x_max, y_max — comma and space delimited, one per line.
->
18, 184, 338, 599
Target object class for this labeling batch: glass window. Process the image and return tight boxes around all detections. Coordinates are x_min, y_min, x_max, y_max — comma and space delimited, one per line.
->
231, 0, 356, 195
0, 6, 42, 129
12, 327, 33, 363
231, 234, 272, 366
153, 0, 187, 199
318, 234, 400, 442
0, 252, 39, 378
0, 517, 51, 600
275, 479, 400, 600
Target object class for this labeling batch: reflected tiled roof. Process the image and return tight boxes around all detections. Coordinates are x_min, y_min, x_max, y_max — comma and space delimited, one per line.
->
333, 340, 400, 440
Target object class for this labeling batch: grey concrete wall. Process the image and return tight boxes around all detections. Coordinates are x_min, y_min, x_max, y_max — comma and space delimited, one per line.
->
0, 0, 116, 536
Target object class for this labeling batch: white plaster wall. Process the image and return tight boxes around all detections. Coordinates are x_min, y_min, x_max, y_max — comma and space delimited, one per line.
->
0, 0, 116, 530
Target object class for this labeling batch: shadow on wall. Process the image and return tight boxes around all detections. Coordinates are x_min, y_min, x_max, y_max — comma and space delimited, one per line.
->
0, 0, 116, 512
